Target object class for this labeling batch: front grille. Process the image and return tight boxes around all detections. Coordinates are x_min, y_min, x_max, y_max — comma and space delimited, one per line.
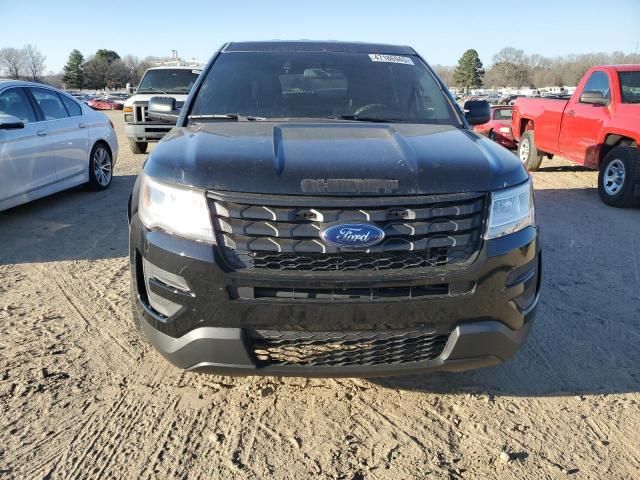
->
232, 283, 456, 301
251, 248, 450, 271
209, 192, 486, 272
134, 104, 147, 123
249, 328, 450, 367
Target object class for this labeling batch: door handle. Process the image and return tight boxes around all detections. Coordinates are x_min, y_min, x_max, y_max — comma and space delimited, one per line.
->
36, 130, 47, 136
566, 110, 575, 116
78, 122, 86, 129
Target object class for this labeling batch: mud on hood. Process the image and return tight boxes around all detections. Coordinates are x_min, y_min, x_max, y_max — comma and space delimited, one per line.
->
145, 122, 528, 195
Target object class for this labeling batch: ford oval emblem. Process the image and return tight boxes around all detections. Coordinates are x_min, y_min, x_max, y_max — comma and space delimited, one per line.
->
321, 223, 385, 249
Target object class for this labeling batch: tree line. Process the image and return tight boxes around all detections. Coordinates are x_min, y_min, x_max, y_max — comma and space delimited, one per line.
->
435, 47, 640, 91
0, 45, 46, 82
4, 44, 639, 92
0, 45, 152, 90
62, 49, 151, 90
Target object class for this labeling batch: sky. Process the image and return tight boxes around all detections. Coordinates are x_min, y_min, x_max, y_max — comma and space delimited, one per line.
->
1, 0, 639, 73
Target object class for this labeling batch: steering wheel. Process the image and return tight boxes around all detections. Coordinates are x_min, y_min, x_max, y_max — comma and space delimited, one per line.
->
353, 103, 389, 116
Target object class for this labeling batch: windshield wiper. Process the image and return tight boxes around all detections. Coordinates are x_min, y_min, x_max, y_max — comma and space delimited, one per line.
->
188, 113, 267, 122
338, 115, 403, 123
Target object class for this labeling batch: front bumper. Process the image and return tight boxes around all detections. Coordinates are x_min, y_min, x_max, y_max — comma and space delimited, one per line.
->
138, 312, 536, 377
124, 123, 173, 142
129, 213, 541, 376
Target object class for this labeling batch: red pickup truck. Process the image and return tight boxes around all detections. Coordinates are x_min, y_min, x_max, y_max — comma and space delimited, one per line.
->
512, 65, 640, 207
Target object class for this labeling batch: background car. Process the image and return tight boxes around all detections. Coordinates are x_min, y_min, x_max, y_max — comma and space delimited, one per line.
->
88, 97, 124, 110
498, 94, 523, 105
0, 80, 118, 211
473, 105, 517, 149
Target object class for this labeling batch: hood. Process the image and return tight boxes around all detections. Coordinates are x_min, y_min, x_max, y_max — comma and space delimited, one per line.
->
124, 93, 190, 107
145, 122, 528, 195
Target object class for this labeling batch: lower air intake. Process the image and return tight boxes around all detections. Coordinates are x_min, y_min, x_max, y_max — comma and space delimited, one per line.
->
248, 328, 450, 367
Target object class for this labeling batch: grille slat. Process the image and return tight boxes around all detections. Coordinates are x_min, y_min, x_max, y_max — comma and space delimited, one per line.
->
249, 328, 451, 367
210, 192, 486, 272
214, 198, 484, 222
218, 216, 482, 238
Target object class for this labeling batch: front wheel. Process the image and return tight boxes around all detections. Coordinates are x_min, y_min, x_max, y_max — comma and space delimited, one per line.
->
518, 131, 544, 171
128, 138, 148, 154
87, 143, 113, 190
598, 146, 640, 208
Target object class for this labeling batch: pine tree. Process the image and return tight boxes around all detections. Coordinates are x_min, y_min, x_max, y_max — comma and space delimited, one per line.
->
63, 50, 85, 89
453, 49, 484, 92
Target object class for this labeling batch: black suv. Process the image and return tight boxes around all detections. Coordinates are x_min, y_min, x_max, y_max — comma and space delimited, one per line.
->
128, 41, 541, 376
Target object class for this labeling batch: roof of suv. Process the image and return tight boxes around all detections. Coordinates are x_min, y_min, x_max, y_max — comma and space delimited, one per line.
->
223, 41, 415, 55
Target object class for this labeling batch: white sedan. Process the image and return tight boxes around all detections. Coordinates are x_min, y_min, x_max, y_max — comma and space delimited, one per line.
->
0, 80, 118, 212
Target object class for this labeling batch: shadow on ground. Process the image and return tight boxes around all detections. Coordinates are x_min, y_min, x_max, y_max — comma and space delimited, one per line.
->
0, 175, 136, 264
536, 164, 593, 173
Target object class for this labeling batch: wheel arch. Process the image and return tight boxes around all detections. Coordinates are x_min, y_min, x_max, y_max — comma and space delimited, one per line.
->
92, 138, 113, 157
518, 118, 534, 137
599, 134, 637, 166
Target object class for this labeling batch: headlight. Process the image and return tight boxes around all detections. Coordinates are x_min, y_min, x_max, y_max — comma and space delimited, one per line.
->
485, 180, 535, 239
138, 174, 214, 243
499, 126, 511, 134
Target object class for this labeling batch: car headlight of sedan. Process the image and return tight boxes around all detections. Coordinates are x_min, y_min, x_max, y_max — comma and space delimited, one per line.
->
485, 180, 535, 239
138, 173, 215, 243
499, 126, 511, 134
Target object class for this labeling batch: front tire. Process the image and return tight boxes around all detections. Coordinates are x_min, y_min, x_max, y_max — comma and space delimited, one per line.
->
128, 138, 148, 154
87, 143, 113, 191
598, 146, 640, 208
518, 131, 544, 171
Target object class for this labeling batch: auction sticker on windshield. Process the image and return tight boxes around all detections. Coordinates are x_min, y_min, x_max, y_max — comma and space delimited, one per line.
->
368, 54, 414, 65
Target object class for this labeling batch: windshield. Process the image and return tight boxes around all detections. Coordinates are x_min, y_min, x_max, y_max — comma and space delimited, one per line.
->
619, 71, 640, 104
189, 51, 459, 124
137, 69, 200, 94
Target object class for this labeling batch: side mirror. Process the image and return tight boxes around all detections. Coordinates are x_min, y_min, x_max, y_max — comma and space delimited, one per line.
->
147, 96, 181, 123
0, 114, 25, 130
127, 85, 136, 95
463, 100, 491, 125
580, 90, 609, 106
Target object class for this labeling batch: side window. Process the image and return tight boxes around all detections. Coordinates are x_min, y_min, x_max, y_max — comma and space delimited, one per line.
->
582, 71, 610, 100
59, 94, 82, 117
0, 88, 37, 123
30, 88, 70, 120
415, 72, 452, 120
494, 109, 512, 120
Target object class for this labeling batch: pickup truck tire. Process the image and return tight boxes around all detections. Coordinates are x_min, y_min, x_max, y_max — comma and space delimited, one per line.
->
598, 146, 640, 208
518, 131, 544, 171
128, 139, 148, 155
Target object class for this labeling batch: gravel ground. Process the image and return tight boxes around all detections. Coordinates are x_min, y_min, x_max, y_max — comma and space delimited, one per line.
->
1, 112, 639, 479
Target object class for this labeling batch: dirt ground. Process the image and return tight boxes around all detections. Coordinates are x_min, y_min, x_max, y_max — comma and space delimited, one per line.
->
1, 111, 639, 480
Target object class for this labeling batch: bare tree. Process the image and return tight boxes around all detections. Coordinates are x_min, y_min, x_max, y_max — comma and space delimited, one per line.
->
433, 64, 455, 86
122, 55, 151, 85
0, 47, 25, 79
106, 59, 130, 88
23, 44, 46, 81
